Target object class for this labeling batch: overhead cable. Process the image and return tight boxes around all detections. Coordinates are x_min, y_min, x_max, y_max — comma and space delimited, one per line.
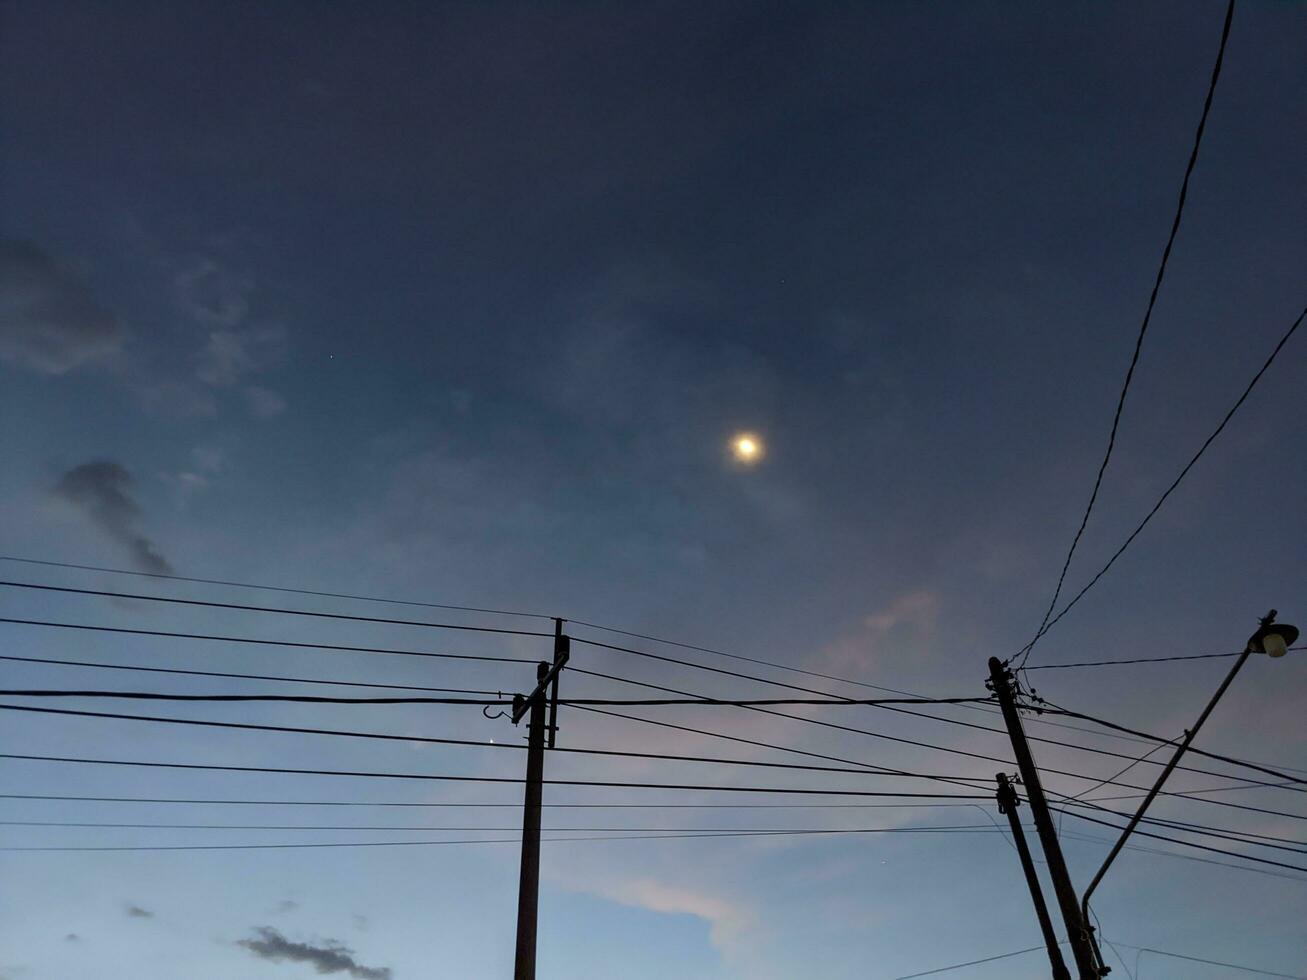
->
1018, 301, 1306, 664
0, 617, 533, 664
0, 753, 991, 798
1017, 0, 1239, 670
0, 580, 551, 637
0, 554, 552, 620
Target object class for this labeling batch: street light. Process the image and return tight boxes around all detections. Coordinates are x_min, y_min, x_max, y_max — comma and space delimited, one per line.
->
1249, 610, 1299, 658
1079, 609, 1299, 976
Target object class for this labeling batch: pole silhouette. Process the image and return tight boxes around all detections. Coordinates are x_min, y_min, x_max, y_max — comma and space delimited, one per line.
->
512, 621, 569, 980
988, 658, 1100, 979
997, 772, 1071, 980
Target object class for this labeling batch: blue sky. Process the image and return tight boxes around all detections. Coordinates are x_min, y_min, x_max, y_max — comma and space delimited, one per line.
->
1, 1, 1305, 978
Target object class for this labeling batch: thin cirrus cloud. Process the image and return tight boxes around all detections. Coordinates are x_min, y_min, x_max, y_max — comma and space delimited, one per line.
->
236, 927, 391, 980
0, 239, 125, 375
52, 461, 174, 575
0, 238, 288, 420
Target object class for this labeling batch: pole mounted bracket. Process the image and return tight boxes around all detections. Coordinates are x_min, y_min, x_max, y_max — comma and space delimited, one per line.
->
510, 623, 570, 732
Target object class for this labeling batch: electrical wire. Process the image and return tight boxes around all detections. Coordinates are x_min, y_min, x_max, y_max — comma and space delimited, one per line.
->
0, 688, 991, 707
0, 580, 552, 637
0, 819, 999, 833
0, 826, 1007, 854
0, 755, 993, 799
0, 746, 992, 798
1059, 830, 1307, 885
1018, 301, 1306, 664
570, 704, 990, 793
891, 945, 1046, 979
569, 665, 1297, 799
1054, 806, 1307, 874
1016, 0, 1238, 671
1055, 800, 1307, 857
0, 617, 533, 664
1122, 943, 1304, 979
0, 554, 552, 620
0, 703, 986, 781
0, 654, 507, 697
1044, 701, 1307, 785
0, 798, 980, 811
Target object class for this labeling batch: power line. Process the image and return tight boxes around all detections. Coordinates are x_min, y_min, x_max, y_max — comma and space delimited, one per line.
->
0, 581, 552, 637
0, 704, 992, 786
570, 664, 1298, 798
570, 703, 989, 794
0, 819, 999, 834
0, 654, 506, 697
0, 688, 991, 707
0, 826, 1005, 854
1055, 806, 1307, 874
895, 940, 1305, 980
1019, 300, 1306, 662
0, 754, 992, 798
7, 791, 1293, 881
1045, 701, 1307, 785
0, 793, 982, 809
0, 616, 1156, 757
0, 555, 552, 620
1030, 650, 1238, 668
0, 617, 534, 664
1059, 830, 1307, 885
1086, 785, 1307, 823
0, 555, 1123, 747
1056, 800, 1307, 857
1017, 0, 1237, 671
0, 703, 986, 781
892, 945, 1046, 979
574, 643, 1302, 791
1121, 943, 1305, 979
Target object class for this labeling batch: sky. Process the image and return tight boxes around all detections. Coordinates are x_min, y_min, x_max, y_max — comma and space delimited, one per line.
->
1, 1, 1305, 978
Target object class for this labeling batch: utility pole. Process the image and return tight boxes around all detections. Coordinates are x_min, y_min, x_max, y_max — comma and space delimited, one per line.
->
996, 772, 1071, 980
987, 657, 1101, 979
512, 619, 569, 980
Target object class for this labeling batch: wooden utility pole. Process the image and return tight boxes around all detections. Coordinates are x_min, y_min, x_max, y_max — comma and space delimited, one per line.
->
996, 772, 1071, 980
512, 621, 569, 980
988, 657, 1101, 979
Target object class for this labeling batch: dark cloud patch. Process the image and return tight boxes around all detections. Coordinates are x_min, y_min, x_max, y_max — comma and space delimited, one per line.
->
124, 904, 154, 919
237, 927, 391, 979
51, 461, 174, 574
0, 240, 125, 374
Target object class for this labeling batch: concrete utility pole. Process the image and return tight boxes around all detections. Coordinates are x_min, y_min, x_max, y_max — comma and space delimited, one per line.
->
512, 620, 569, 980
996, 772, 1071, 980
988, 657, 1101, 979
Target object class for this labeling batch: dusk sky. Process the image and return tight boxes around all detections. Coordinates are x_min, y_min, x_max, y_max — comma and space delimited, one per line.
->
1, 2, 1305, 978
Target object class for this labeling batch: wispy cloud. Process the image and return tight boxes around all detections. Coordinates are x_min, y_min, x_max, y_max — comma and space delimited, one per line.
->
588, 878, 752, 951
52, 462, 174, 574
196, 323, 286, 387
244, 384, 287, 418
0, 240, 125, 374
174, 257, 253, 327
236, 927, 391, 979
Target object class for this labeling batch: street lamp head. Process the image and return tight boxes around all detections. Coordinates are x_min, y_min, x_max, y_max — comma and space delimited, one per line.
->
1247, 610, 1299, 658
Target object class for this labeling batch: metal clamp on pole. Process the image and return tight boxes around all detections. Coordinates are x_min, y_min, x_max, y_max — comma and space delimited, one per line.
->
510, 641, 569, 727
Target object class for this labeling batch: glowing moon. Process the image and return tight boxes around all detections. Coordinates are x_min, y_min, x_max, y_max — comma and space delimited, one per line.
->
730, 432, 765, 464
